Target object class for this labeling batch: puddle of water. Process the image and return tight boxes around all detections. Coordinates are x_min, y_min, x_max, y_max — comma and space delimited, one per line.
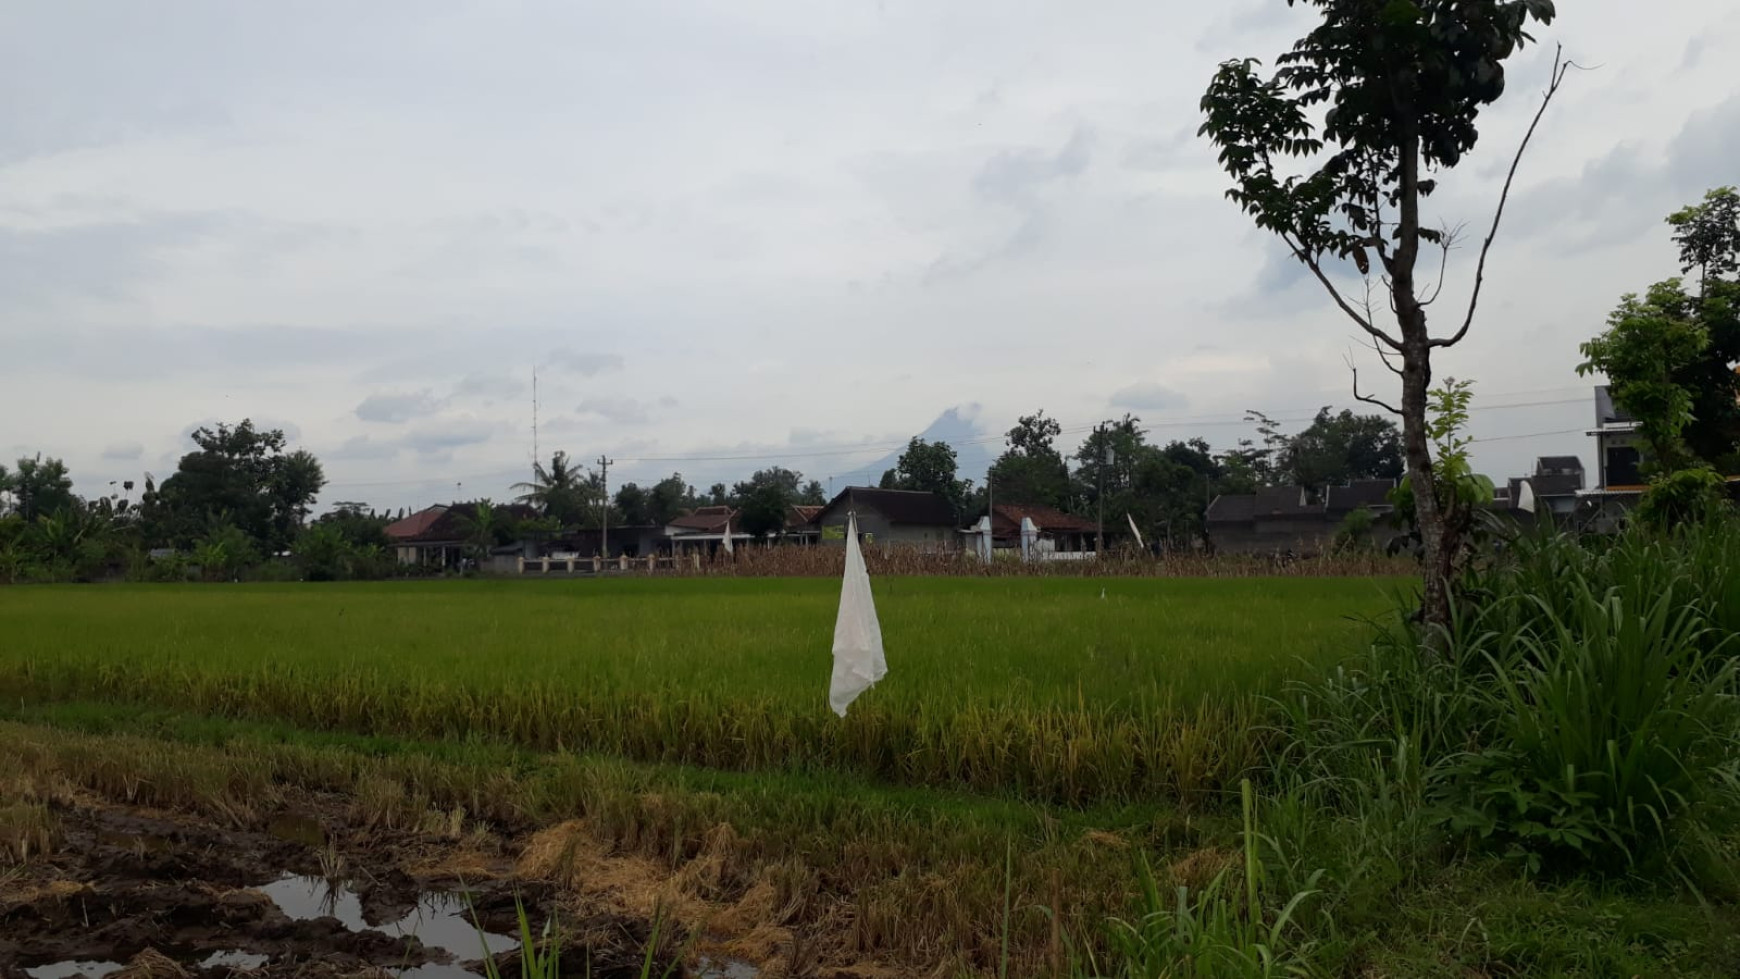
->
695, 956, 760, 979
266, 813, 326, 847
24, 963, 124, 979
259, 875, 518, 959
201, 951, 270, 971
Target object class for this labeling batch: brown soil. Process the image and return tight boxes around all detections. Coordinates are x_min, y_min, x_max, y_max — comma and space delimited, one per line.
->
0, 796, 700, 979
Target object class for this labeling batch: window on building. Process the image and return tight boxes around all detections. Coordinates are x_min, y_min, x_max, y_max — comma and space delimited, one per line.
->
1606, 445, 1642, 487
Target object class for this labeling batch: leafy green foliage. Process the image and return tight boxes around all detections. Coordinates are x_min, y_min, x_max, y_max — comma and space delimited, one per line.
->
1581, 190, 1740, 488
1281, 517, 1740, 880
1668, 185, 1740, 287
144, 420, 325, 555
736, 482, 790, 541
513, 452, 601, 528
1277, 408, 1403, 496
882, 438, 974, 519
1198, 0, 1555, 267
1580, 280, 1713, 475
988, 411, 1072, 509
0, 455, 77, 523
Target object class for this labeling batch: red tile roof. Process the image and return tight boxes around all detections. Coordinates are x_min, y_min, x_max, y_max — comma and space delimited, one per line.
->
990, 503, 1097, 536
385, 506, 449, 541
668, 506, 733, 533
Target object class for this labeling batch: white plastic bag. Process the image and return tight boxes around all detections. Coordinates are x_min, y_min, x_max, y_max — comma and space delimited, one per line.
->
829, 512, 886, 717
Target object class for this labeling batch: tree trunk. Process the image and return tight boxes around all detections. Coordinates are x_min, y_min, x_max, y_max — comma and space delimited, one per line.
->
1391, 125, 1453, 638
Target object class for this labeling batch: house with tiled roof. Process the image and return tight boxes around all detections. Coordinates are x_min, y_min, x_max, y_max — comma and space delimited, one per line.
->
1207, 479, 1401, 554
985, 503, 1098, 553
385, 501, 538, 568
814, 487, 961, 550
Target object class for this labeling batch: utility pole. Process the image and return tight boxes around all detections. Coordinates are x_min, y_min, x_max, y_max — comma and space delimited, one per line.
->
531, 366, 539, 487
597, 455, 614, 559
1097, 446, 1113, 558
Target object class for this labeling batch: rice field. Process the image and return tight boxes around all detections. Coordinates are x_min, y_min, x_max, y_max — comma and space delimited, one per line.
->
0, 576, 1398, 805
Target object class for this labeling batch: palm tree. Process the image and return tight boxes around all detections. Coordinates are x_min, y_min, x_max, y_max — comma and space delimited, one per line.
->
512, 451, 598, 528
454, 499, 501, 565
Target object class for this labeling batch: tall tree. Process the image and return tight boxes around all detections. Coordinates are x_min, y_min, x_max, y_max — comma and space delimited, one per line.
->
798, 479, 827, 506
614, 483, 652, 526
647, 474, 696, 525
513, 451, 599, 527
1578, 194, 1740, 523
146, 421, 324, 554
1279, 408, 1404, 495
882, 438, 973, 518
1, 454, 77, 522
737, 483, 792, 541
986, 411, 1071, 508
1199, 0, 1566, 630
732, 466, 805, 504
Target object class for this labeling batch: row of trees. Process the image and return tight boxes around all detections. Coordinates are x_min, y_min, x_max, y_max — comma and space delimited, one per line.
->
0, 420, 331, 583
502, 408, 1405, 548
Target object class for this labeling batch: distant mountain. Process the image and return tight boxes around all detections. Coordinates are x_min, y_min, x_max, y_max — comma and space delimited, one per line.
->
854, 404, 998, 489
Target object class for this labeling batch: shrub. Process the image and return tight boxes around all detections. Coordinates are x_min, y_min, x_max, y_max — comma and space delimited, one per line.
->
1278, 515, 1740, 879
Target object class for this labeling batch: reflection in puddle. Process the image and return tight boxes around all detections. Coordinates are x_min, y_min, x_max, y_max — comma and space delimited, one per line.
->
201, 951, 270, 970
24, 963, 123, 979
259, 875, 519, 960
696, 956, 760, 979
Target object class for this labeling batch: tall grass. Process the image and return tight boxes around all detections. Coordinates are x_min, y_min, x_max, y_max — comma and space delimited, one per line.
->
1086, 782, 1321, 978
0, 577, 1392, 806
1277, 517, 1740, 878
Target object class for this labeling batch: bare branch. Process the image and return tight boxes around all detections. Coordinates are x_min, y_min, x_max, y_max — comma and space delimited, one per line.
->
1280, 231, 1404, 350
1418, 222, 1463, 306
1432, 45, 1574, 348
1351, 331, 1406, 377
1345, 352, 1403, 415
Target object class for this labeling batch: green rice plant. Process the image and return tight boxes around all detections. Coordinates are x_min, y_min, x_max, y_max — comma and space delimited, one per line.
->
0, 577, 1392, 807
1090, 782, 1322, 978
476, 894, 559, 979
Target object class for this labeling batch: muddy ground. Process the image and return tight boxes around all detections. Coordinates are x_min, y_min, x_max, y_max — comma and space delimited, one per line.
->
0, 797, 742, 979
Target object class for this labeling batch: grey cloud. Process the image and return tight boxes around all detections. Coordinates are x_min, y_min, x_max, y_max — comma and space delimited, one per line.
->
0, 212, 223, 310
973, 126, 1095, 203
401, 418, 496, 455
1500, 96, 1740, 254
575, 396, 673, 425
1196, 1, 1300, 56
1111, 382, 1190, 412
545, 348, 624, 376
1122, 126, 1196, 172
356, 390, 443, 424
101, 441, 144, 461
454, 371, 527, 400
326, 435, 401, 461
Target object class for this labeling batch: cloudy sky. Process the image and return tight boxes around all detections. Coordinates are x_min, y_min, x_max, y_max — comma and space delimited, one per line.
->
3, 1, 1736, 511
